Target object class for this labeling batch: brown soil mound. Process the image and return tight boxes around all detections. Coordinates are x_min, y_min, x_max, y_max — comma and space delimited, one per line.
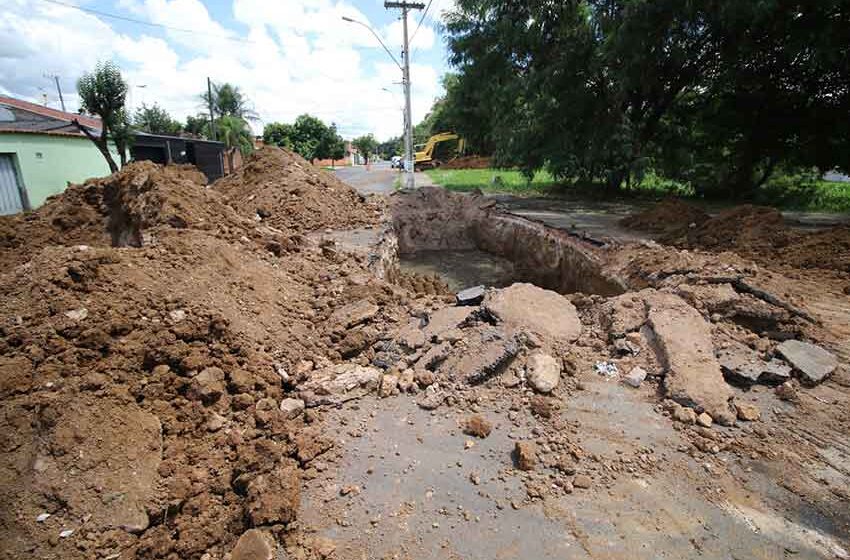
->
440, 155, 492, 170
620, 198, 709, 235
0, 162, 252, 270
670, 205, 789, 250
625, 201, 850, 272
213, 147, 381, 234
0, 160, 424, 559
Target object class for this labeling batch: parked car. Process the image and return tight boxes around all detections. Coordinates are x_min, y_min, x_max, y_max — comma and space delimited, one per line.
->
391, 156, 403, 169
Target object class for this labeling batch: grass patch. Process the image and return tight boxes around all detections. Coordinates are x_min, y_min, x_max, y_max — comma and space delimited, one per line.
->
426, 167, 850, 212
425, 168, 557, 195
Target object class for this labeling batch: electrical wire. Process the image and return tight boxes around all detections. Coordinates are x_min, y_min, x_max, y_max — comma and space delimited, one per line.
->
409, 0, 434, 44
37, 0, 255, 44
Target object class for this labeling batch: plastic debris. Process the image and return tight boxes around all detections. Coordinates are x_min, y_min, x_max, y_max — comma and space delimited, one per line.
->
594, 361, 619, 378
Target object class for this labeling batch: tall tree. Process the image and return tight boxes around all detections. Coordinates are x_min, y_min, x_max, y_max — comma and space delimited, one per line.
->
352, 134, 378, 165
201, 82, 259, 121
184, 114, 210, 138
263, 122, 295, 148
445, 0, 850, 195
75, 61, 129, 173
133, 103, 182, 136
217, 115, 254, 171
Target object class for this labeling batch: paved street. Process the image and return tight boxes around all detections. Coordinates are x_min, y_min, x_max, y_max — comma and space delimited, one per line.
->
332, 162, 435, 195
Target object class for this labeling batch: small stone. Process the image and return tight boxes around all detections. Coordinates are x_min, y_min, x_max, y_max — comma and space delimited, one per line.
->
279, 398, 305, 419
417, 388, 446, 410
205, 412, 226, 432
672, 405, 697, 425
526, 352, 561, 393
735, 402, 761, 422
168, 309, 186, 323
623, 367, 647, 388
696, 412, 713, 428
379, 374, 399, 398
463, 415, 492, 438
514, 441, 538, 471
231, 529, 276, 560
340, 485, 361, 496
501, 372, 521, 388
64, 308, 88, 321
573, 474, 592, 489
775, 381, 798, 401
59, 529, 74, 539
36, 513, 51, 523
187, 366, 226, 405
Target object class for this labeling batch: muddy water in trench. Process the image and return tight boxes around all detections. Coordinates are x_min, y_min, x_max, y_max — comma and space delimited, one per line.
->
399, 249, 520, 293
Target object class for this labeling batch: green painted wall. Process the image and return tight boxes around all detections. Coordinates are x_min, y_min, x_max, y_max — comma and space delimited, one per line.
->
0, 133, 123, 209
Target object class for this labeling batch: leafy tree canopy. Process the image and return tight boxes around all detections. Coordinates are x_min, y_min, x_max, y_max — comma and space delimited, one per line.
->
352, 134, 378, 164
263, 115, 346, 162
76, 60, 130, 172
133, 103, 182, 136
444, 0, 850, 195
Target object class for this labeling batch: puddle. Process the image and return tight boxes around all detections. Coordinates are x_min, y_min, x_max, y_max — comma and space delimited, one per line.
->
399, 249, 519, 292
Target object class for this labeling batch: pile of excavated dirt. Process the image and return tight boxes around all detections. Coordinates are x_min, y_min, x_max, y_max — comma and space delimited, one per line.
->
213, 147, 382, 234
624, 200, 850, 272
440, 155, 492, 170
0, 155, 437, 560
619, 198, 709, 235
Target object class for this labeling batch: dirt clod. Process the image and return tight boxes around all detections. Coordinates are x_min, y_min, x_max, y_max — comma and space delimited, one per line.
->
463, 415, 493, 438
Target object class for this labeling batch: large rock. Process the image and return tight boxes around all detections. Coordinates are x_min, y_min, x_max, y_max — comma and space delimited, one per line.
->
717, 343, 791, 386
329, 299, 379, 328
246, 462, 300, 526
453, 334, 520, 384
776, 340, 838, 385
646, 293, 735, 425
299, 363, 382, 407
526, 352, 561, 393
231, 529, 277, 560
484, 283, 581, 342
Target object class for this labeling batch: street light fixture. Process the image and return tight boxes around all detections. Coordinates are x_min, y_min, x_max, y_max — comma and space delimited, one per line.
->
343, 15, 415, 188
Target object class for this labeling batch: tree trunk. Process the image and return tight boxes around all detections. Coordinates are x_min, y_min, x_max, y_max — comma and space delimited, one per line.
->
74, 120, 118, 173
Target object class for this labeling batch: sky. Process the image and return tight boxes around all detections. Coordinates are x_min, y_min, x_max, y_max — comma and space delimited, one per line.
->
0, 0, 457, 140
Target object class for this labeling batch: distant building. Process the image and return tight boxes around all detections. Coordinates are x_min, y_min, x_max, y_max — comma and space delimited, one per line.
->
0, 95, 229, 216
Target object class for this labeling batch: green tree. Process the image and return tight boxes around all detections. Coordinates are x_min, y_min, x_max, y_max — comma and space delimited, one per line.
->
75, 61, 130, 172
201, 82, 259, 121
184, 114, 210, 138
217, 115, 254, 170
445, 0, 850, 195
319, 123, 346, 166
352, 134, 378, 165
263, 122, 295, 148
133, 103, 182, 136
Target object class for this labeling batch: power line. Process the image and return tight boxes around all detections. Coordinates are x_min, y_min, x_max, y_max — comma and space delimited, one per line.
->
37, 0, 255, 44
409, 0, 434, 44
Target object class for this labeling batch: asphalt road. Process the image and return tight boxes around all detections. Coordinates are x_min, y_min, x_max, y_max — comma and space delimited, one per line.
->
332, 162, 399, 195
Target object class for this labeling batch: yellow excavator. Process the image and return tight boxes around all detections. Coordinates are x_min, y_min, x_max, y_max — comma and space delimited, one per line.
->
414, 132, 466, 170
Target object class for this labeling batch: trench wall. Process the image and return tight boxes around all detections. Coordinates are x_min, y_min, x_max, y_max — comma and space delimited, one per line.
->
390, 187, 626, 296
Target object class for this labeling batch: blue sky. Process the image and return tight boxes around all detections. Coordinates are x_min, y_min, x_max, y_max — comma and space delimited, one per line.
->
0, 0, 456, 139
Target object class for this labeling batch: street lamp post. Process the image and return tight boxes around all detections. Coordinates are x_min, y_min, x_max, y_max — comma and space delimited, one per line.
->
343, 12, 419, 189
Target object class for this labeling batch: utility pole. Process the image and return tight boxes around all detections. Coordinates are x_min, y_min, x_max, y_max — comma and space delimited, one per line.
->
384, 1, 424, 189
44, 74, 66, 112
207, 77, 217, 141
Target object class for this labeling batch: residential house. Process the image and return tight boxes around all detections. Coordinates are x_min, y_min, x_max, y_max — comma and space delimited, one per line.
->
0, 95, 230, 216
0, 95, 122, 214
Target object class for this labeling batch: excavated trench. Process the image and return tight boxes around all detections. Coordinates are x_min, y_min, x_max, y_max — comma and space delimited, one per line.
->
389, 187, 626, 296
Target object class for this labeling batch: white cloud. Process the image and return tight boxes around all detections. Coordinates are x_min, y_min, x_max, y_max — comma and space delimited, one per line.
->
0, 0, 447, 140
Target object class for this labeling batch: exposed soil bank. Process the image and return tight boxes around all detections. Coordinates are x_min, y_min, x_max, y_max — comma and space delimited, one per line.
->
391, 187, 626, 296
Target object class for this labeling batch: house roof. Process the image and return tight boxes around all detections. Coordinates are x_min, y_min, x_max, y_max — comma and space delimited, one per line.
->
0, 95, 101, 128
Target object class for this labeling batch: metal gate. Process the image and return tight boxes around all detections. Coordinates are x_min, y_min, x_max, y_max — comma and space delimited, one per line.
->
0, 154, 24, 215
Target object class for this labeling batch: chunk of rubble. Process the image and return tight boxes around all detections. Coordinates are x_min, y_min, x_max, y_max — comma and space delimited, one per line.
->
514, 441, 538, 471
453, 335, 520, 384
417, 386, 446, 410
298, 364, 382, 407
526, 352, 561, 393
646, 293, 736, 425
423, 306, 474, 340
484, 283, 581, 342
231, 529, 277, 560
735, 402, 761, 421
246, 462, 300, 525
279, 398, 305, 419
623, 366, 647, 388
456, 285, 485, 306
600, 292, 647, 339
776, 340, 838, 385
717, 342, 789, 386
329, 299, 379, 328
